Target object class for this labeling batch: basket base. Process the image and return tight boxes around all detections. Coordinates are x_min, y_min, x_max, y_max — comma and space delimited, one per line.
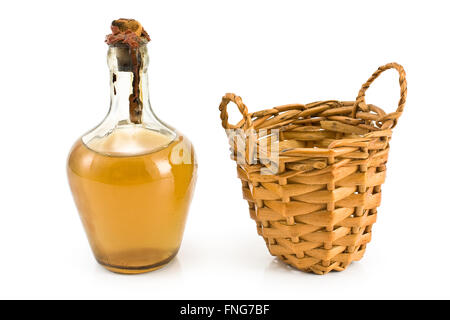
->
275, 247, 366, 275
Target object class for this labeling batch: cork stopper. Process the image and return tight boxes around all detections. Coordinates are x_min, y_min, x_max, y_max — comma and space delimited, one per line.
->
105, 18, 151, 48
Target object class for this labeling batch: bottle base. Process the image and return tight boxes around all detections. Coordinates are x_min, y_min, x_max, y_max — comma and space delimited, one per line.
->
96, 250, 178, 275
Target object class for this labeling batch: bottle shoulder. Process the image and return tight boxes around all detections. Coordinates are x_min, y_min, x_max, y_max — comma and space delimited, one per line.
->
67, 131, 196, 183
84, 125, 174, 155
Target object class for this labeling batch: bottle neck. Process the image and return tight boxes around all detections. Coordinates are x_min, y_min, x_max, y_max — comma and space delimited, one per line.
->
108, 45, 151, 124
81, 44, 176, 151
109, 67, 153, 125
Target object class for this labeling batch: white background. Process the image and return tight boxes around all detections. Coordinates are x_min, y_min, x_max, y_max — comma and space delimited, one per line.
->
0, 0, 449, 300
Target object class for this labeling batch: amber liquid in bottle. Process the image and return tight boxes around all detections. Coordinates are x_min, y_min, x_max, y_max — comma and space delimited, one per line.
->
67, 22, 197, 274
68, 128, 196, 273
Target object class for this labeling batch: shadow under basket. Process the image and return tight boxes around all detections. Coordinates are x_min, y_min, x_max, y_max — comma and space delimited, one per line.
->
219, 63, 407, 275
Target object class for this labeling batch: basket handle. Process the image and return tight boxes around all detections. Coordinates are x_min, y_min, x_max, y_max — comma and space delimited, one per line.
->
219, 93, 253, 130
352, 62, 407, 128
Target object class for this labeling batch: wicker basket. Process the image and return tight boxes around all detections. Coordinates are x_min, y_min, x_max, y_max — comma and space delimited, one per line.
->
219, 63, 407, 275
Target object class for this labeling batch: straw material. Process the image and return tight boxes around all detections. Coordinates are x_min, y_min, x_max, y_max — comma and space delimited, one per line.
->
219, 63, 407, 274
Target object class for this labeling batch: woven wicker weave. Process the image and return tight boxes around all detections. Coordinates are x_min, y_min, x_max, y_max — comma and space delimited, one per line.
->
219, 63, 407, 275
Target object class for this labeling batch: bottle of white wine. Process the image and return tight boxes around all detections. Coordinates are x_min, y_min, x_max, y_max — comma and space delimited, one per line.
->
67, 19, 197, 274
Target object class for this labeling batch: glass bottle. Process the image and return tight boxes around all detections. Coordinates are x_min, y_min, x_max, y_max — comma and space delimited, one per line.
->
67, 20, 197, 274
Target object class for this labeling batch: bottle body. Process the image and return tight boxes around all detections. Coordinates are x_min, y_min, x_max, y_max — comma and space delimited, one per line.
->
68, 127, 196, 273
